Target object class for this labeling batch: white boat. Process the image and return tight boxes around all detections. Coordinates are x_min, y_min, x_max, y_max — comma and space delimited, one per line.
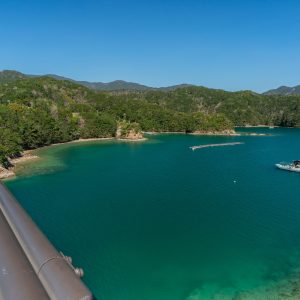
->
276, 160, 300, 173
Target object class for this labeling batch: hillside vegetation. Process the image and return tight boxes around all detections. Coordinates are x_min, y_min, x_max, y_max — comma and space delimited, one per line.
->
117, 87, 300, 127
0, 75, 300, 167
0, 70, 193, 91
0, 77, 232, 167
264, 85, 300, 96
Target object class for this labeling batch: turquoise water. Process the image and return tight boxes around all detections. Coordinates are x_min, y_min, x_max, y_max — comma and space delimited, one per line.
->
5, 128, 300, 299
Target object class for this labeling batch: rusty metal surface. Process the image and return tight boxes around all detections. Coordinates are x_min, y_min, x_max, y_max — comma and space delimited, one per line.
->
0, 182, 93, 300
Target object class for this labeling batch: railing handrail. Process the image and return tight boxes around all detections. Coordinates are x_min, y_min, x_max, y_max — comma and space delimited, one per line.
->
0, 182, 93, 300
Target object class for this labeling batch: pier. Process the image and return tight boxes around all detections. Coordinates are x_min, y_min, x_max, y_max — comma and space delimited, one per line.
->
190, 142, 244, 151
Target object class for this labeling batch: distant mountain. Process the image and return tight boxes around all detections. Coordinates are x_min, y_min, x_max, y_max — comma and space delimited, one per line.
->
0, 70, 193, 91
0, 70, 27, 83
77, 79, 153, 91
157, 84, 193, 91
264, 85, 300, 96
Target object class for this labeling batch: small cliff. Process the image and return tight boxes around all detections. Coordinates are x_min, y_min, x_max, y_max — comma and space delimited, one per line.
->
116, 120, 144, 140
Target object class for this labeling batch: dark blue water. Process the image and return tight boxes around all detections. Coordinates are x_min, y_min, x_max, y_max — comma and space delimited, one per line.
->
5, 128, 300, 299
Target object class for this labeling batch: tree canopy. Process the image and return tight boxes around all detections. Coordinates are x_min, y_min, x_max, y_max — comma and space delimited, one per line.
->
0, 76, 299, 167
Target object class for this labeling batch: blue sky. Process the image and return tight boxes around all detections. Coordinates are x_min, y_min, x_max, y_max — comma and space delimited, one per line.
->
0, 0, 300, 92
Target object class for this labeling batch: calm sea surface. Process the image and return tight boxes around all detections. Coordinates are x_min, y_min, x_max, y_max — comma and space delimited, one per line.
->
5, 128, 300, 299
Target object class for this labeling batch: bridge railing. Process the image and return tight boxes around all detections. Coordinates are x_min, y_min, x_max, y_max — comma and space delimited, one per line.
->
0, 182, 93, 300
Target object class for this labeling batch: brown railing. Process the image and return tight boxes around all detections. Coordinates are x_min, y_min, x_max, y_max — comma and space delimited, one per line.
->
0, 182, 93, 300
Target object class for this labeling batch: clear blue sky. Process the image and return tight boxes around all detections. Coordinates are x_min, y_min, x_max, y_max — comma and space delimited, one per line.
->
1, 0, 300, 92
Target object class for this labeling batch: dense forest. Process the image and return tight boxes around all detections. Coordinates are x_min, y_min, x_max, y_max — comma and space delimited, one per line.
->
0, 75, 300, 168
115, 87, 300, 127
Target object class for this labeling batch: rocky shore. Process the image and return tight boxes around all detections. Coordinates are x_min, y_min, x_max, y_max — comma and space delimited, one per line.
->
144, 129, 239, 136
190, 129, 239, 136
190, 129, 270, 137
146, 129, 268, 136
0, 151, 39, 180
0, 167, 15, 180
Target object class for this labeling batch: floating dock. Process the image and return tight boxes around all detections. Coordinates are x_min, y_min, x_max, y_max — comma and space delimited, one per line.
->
190, 142, 244, 151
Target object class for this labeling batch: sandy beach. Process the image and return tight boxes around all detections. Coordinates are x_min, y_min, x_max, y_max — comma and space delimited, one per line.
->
0, 137, 147, 180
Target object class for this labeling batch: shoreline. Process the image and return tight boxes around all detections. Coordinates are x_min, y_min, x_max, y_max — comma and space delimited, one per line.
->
238, 125, 299, 129
145, 130, 269, 137
0, 128, 274, 181
0, 136, 147, 180
43, 136, 147, 147
239, 125, 276, 128
188, 130, 239, 136
0, 151, 40, 180
144, 130, 239, 136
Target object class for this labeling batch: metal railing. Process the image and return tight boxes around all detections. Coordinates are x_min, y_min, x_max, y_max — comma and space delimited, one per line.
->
0, 182, 93, 300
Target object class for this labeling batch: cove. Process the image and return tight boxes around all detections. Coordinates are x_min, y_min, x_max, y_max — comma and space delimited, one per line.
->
5, 128, 300, 300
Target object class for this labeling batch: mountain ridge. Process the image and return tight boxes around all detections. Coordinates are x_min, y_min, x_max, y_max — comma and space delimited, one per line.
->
264, 85, 300, 96
2, 69, 300, 95
0, 70, 193, 91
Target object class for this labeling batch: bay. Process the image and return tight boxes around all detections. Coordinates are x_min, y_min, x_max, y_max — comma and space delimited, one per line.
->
5, 128, 300, 300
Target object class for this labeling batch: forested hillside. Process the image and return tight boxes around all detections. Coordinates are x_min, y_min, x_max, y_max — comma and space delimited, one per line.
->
116, 87, 300, 127
0, 77, 232, 167
0, 70, 192, 91
0, 75, 300, 168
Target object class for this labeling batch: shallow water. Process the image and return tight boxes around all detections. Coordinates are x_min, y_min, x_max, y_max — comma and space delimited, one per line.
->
5, 128, 300, 300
